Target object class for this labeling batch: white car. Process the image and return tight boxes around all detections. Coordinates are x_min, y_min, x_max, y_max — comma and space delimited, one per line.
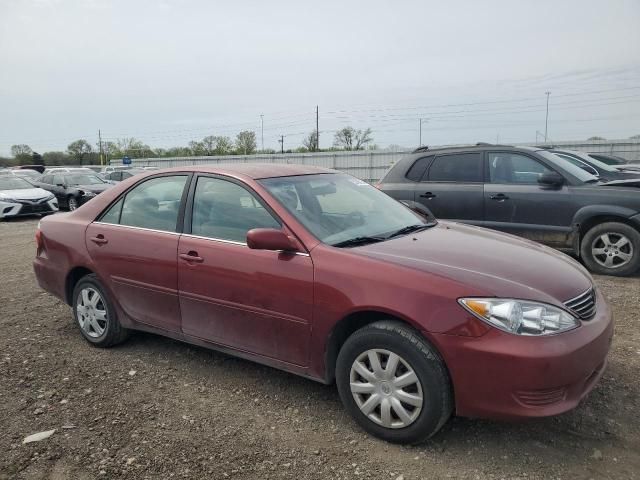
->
0, 176, 59, 219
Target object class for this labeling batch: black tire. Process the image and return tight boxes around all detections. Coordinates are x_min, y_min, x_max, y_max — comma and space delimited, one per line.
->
335, 320, 453, 444
67, 196, 78, 211
580, 222, 640, 276
72, 274, 129, 347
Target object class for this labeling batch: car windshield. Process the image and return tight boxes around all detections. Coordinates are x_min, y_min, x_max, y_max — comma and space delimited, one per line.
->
65, 174, 105, 185
537, 151, 599, 183
260, 173, 432, 246
0, 176, 33, 190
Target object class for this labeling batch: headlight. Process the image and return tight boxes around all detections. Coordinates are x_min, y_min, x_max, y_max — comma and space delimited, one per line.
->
459, 298, 579, 336
0, 197, 18, 204
45, 194, 55, 201
82, 191, 96, 197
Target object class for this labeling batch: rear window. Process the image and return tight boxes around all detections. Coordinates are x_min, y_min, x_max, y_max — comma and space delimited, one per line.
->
428, 153, 483, 182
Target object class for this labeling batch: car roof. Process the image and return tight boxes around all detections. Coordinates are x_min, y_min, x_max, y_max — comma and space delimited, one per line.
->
151, 163, 337, 180
410, 144, 542, 154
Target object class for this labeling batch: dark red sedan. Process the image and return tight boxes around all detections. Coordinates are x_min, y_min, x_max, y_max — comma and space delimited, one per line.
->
33, 164, 613, 443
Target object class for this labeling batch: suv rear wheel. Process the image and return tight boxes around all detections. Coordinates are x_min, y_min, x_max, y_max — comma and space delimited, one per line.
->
581, 222, 640, 276
335, 320, 453, 444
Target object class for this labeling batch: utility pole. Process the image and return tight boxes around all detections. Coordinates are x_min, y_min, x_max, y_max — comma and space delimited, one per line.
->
316, 105, 319, 151
544, 91, 551, 142
260, 114, 264, 152
278, 135, 284, 154
98, 129, 104, 166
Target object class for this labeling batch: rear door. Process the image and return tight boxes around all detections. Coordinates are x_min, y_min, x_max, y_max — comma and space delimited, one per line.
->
483, 151, 574, 247
177, 175, 314, 366
414, 152, 484, 223
86, 174, 190, 332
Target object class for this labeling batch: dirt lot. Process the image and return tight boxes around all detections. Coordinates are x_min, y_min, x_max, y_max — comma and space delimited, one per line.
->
1, 218, 639, 480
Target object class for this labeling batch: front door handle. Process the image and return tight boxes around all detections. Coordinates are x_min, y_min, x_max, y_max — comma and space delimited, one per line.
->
90, 234, 108, 245
490, 193, 510, 201
419, 192, 436, 199
179, 251, 204, 263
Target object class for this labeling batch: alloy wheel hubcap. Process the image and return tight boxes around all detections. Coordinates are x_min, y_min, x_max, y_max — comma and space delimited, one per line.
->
349, 349, 423, 429
76, 287, 107, 338
69, 198, 77, 210
591, 233, 634, 269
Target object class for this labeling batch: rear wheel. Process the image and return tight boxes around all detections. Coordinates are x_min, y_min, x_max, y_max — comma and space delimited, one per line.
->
336, 321, 453, 444
581, 222, 640, 276
72, 274, 129, 347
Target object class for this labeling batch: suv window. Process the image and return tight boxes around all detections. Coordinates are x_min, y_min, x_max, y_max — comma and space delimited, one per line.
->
405, 156, 432, 181
41, 175, 53, 184
52, 175, 65, 186
427, 153, 483, 182
103, 175, 188, 232
191, 177, 280, 243
488, 153, 553, 184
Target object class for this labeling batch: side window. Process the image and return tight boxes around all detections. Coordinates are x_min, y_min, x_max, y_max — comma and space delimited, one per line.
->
119, 175, 188, 232
427, 153, 483, 182
191, 177, 280, 243
488, 153, 553, 184
52, 175, 65, 186
41, 175, 52, 184
405, 156, 432, 181
99, 198, 124, 224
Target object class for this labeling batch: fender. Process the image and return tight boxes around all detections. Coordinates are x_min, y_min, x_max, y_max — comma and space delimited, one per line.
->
572, 204, 638, 227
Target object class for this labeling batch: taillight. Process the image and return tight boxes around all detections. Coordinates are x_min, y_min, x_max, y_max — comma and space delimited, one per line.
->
35, 223, 44, 255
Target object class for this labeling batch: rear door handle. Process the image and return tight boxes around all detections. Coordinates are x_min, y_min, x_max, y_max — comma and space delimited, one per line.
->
179, 251, 204, 263
419, 192, 436, 199
90, 235, 108, 245
490, 193, 510, 201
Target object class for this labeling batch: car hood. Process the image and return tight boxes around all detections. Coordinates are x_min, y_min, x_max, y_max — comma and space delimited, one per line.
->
73, 183, 111, 193
352, 221, 593, 305
0, 187, 53, 201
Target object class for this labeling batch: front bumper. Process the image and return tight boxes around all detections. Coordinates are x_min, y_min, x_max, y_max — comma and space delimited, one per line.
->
0, 198, 58, 218
430, 287, 614, 420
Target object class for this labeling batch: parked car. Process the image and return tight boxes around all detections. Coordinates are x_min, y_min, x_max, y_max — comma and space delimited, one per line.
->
102, 168, 146, 183
34, 172, 113, 210
587, 153, 629, 166
10, 169, 42, 180
13, 164, 46, 174
33, 165, 612, 444
101, 165, 137, 174
548, 149, 640, 181
0, 175, 58, 219
378, 144, 640, 276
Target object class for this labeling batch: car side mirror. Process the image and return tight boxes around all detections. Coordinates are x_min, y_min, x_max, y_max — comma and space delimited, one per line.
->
246, 228, 298, 252
537, 172, 564, 188
56, 183, 65, 187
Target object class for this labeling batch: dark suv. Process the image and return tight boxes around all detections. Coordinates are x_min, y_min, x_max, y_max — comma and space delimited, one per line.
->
378, 144, 640, 276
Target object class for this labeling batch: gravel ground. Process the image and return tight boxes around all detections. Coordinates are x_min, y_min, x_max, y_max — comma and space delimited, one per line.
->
1, 218, 639, 480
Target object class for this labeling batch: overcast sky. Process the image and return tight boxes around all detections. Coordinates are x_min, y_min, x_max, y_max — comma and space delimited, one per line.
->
1, 0, 639, 156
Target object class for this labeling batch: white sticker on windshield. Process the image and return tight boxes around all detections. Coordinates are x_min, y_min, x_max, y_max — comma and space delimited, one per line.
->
347, 177, 369, 186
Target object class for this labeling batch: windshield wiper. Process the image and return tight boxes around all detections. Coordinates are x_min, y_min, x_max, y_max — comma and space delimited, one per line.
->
331, 236, 386, 248
385, 224, 432, 239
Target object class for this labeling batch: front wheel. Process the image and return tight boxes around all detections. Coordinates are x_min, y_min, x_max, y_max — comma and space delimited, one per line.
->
580, 222, 640, 276
67, 196, 79, 211
335, 321, 453, 444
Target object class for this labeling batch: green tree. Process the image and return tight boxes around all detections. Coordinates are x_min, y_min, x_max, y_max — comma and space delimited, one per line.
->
235, 131, 257, 155
31, 151, 44, 166
11, 144, 33, 165
302, 130, 318, 152
587, 136, 606, 141
67, 139, 93, 164
630, 134, 640, 139
42, 151, 71, 166
333, 127, 373, 150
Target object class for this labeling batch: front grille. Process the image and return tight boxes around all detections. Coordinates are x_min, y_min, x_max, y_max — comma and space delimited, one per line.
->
564, 288, 596, 320
16, 197, 53, 215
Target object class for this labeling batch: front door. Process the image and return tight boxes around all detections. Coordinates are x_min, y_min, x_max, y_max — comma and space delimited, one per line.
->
86, 174, 190, 332
483, 152, 574, 247
177, 175, 314, 366
414, 152, 484, 223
